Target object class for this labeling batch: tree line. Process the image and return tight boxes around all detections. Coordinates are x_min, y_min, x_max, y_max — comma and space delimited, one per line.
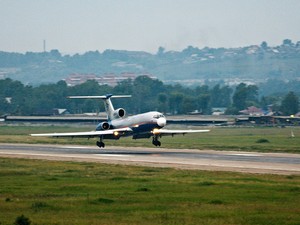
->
0, 76, 299, 116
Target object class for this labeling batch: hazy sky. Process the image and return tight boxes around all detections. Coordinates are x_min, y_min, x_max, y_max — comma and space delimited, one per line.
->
1, 0, 300, 54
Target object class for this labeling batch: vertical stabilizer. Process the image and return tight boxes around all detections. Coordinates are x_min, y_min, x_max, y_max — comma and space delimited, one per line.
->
103, 94, 115, 120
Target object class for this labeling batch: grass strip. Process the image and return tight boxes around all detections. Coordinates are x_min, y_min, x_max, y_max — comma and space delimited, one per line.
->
0, 157, 300, 224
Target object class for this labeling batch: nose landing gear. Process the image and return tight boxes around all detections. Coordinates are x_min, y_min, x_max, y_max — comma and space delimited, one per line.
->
152, 136, 161, 147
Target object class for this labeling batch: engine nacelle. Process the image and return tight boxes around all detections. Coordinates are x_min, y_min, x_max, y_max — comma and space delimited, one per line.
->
96, 121, 110, 130
113, 108, 126, 118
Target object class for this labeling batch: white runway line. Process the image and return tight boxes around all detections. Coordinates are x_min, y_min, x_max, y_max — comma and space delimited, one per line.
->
93, 154, 131, 157
229, 153, 262, 157
58, 146, 92, 149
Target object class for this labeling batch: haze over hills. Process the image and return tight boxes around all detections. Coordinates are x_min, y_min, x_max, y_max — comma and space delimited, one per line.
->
0, 39, 299, 86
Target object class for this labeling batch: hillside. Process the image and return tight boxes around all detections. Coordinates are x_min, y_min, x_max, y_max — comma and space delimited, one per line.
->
0, 39, 299, 85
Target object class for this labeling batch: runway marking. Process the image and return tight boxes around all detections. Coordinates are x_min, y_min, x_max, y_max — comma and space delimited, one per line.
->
229, 153, 262, 157
93, 154, 131, 157
59, 146, 92, 149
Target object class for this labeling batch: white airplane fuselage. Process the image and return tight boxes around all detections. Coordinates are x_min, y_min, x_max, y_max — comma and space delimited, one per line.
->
97, 111, 167, 138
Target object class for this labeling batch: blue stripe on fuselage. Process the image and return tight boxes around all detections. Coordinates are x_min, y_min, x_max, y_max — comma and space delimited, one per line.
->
131, 123, 161, 134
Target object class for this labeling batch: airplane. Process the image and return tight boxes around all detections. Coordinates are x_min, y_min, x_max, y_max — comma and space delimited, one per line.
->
31, 94, 210, 148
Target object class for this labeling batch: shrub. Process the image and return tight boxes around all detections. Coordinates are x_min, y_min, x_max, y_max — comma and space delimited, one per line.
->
31, 202, 48, 210
256, 138, 270, 143
14, 215, 31, 225
136, 187, 150, 192
198, 181, 216, 186
89, 197, 115, 204
209, 199, 223, 205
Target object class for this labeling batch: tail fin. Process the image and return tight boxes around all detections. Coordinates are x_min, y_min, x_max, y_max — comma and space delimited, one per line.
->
68, 94, 131, 120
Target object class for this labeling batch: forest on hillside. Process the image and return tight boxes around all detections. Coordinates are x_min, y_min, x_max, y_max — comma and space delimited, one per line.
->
0, 76, 299, 116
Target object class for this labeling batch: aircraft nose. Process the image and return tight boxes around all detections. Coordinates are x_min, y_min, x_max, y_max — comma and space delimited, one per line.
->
157, 117, 166, 127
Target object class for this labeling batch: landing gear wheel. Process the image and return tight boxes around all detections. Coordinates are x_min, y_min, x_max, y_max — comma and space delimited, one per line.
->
96, 141, 105, 148
152, 137, 161, 147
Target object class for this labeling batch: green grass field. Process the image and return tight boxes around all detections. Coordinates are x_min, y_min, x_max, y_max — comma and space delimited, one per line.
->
0, 125, 299, 153
0, 125, 300, 224
0, 158, 300, 225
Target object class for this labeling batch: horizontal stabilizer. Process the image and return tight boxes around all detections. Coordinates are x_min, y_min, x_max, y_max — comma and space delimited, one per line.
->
68, 95, 131, 99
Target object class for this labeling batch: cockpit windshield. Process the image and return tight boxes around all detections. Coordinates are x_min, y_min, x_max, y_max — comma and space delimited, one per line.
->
153, 114, 165, 119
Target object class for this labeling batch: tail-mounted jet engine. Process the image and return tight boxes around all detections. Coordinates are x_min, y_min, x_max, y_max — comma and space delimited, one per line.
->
96, 121, 110, 130
113, 108, 126, 119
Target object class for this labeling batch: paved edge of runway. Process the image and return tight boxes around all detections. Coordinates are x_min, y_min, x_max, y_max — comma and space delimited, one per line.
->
0, 143, 300, 175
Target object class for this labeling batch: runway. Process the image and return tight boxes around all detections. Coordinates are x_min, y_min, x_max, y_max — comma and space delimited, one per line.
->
0, 143, 300, 175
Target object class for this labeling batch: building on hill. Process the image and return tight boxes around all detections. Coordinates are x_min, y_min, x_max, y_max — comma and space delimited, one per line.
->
64, 73, 155, 87
239, 106, 264, 116
64, 74, 97, 86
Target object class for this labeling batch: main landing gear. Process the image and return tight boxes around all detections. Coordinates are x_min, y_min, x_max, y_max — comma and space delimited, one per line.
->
96, 136, 105, 148
152, 136, 161, 147
96, 141, 105, 148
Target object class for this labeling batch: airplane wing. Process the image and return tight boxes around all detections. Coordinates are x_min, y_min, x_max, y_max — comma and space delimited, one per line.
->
152, 129, 210, 136
31, 127, 132, 138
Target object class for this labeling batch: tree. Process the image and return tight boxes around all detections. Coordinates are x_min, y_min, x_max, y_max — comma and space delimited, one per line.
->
49, 49, 61, 58
282, 39, 293, 46
157, 46, 165, 56
0, 97, 10, 114
132, 76, 165, 113
280, 91, 299, 115
169, 92, 184, 114
210, 84, 232, 107
197, 94, 211, 114
232, 83, 248, 110
260, 41, 268, 49
157, 93, 168, 113
182, 96, 197, 114
232, 83, 258, 111
260, 96, 280, 111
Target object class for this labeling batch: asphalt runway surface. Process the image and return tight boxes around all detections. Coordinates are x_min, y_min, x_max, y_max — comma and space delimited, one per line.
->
0, 143, 300, 175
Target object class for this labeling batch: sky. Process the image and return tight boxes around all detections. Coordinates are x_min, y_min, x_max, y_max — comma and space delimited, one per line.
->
1, 0, 300, 54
